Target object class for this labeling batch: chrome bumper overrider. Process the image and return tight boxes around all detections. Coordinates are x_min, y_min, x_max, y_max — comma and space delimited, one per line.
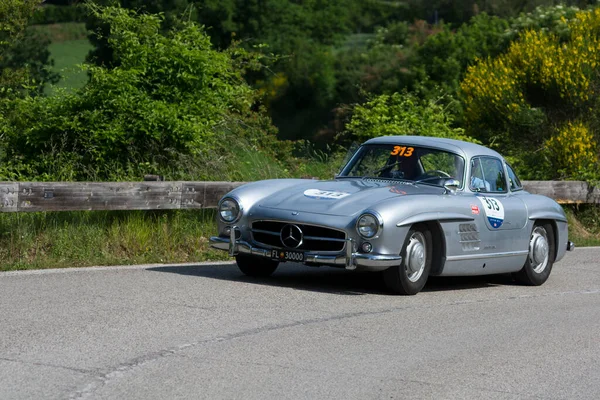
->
209, 234, 402, 272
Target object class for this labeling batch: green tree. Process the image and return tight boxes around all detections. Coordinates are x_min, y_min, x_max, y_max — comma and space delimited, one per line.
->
85, 0, 356, 142
0, 0, 45, 96
402, 0, 596, 25
86, 0, 191, 66
0, 5, 285, 181
343, 91, 475, 144
0, 0, 41, 51
0, 28, 60, 96
191, 0, 356, 141
415, 13, 510, 97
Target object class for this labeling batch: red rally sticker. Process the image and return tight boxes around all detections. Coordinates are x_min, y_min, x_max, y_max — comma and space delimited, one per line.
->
471, 205, 480, 215
389, 187, 407, 195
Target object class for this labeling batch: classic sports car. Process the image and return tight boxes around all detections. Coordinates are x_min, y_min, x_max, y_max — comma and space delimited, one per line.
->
210, 136, 575, 295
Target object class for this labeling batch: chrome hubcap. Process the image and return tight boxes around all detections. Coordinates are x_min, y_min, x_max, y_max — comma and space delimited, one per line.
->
405, 232, 426, 282
529, 227, 549, 274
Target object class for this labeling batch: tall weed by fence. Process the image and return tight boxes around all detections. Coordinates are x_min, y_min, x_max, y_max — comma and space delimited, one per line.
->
0, 210, 229, 271
1, 205, 598, 272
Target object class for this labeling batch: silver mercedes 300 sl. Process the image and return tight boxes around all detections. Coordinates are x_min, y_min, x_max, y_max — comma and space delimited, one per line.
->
210, 136, 574, 295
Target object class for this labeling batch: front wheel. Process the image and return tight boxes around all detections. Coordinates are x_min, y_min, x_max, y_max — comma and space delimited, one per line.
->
383, 225, 432, 295
236, 254, 279, 277
514, 222, 555, 286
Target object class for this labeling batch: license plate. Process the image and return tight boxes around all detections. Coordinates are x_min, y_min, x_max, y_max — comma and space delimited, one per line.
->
271, 249, 304, 262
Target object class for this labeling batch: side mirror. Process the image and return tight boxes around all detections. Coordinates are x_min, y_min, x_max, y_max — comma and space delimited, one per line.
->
443, 179, 461, 194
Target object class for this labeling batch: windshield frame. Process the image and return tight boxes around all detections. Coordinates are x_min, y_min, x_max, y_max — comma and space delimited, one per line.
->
337, 143, 467, 189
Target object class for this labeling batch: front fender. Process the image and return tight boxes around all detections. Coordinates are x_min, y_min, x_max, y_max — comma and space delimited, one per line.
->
527, 211, 567, 223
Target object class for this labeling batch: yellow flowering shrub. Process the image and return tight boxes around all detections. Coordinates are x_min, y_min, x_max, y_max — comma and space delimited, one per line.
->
546, 122, 597, 178
462, 26, 594, 126
461, 7, 600, 180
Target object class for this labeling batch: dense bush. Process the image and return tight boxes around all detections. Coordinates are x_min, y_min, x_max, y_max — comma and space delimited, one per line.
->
30, 4, 87, 24
0, 27, 59, 97
343, 91, 476, 144
506, 3, 581, 41
0, 0, 50, 98
0, 6, 288, 181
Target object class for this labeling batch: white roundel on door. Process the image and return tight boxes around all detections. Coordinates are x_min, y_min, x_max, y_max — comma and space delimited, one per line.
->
477, 196, 505, 228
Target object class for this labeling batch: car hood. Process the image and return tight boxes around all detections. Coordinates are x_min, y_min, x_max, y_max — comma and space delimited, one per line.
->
258, 179, 444, 216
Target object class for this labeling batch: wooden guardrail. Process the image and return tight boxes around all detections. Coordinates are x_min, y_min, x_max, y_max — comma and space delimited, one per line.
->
0, 181, 246, 212
522, 181, 600, 204
0, 180, 598, 213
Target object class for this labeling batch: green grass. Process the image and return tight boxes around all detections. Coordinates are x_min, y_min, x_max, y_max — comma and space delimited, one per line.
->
30, 22, 88, 42
47, 39, 92, 94
564, 205, 600, 247
0, 210, 229, 272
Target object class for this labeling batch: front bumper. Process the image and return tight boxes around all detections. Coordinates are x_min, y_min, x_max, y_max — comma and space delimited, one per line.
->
209, 233, 401, 272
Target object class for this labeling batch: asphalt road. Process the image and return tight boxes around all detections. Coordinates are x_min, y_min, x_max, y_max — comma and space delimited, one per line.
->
1, 248, 599, 400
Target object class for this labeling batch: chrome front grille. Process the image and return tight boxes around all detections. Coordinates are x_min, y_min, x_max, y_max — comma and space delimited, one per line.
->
251, 220, 346, 252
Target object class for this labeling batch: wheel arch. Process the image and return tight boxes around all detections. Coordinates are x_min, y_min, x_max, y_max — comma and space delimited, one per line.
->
409, 220, 446, 277
531, 218, 559, 262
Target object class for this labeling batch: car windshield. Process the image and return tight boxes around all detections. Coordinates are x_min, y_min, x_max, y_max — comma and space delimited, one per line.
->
339, 144, 465, 187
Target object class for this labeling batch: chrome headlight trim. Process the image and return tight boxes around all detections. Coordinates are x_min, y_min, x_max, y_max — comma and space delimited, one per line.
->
356, 211, 383, 239
218, 197, 242, 223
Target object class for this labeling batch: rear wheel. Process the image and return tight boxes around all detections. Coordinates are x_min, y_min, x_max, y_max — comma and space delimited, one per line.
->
514, 222, 555, 286
383, 224, 432, 295
236, 254, 279, 277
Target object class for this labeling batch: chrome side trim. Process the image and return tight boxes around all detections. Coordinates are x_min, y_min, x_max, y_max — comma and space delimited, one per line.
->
446, 250, 528, 261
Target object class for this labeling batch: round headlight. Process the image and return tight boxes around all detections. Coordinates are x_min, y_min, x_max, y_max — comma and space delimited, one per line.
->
357, 213, 380, 238
219, 198, 240, 222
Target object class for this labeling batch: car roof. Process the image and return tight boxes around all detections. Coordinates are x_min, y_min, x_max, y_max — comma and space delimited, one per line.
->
363, 135, 504, 161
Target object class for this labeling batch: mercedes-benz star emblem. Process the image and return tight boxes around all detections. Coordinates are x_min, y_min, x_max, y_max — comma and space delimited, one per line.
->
280, 224, 303, 249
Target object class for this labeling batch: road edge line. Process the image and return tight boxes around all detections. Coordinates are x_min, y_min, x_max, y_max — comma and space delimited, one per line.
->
0, 261, 235, 277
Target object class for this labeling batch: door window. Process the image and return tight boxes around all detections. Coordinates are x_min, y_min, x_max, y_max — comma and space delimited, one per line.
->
469, 157, 507, 193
